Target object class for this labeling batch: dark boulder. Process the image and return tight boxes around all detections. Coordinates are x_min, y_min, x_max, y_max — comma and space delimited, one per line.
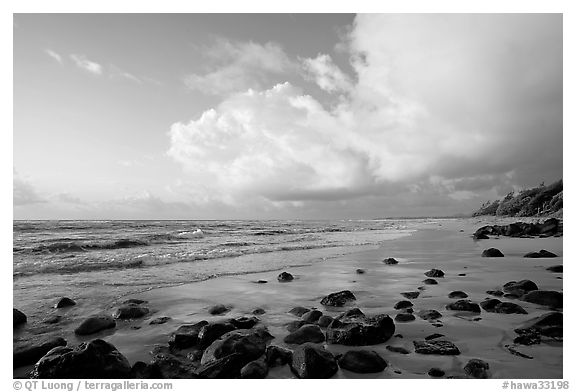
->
425, 269, 444, 278
423, 278, 438, 285
130, 361, 163, 379
31, 339, 131, 378
75, 315, 116, 335
266, 345, 292, 367
428, 367, 445, 377
338, 350, 387, 373
486, 290, 504, 297
503, 280, 538, 295
413, 340, 460, 355
197, 322, 236, 348
495, 302, 528, 314
252, 308, 266, 315
521, 290, 563, 308
394, 312, 415, 322
278, 272, 294, 282
473, 233, 489, 240
290, 343, 338, 379
200, 329, 268, 369
320, 290, 356, 307
240, 358, 268, 379
386, 345, 410, 354
383, 257, 398, 265
537, 218, 560, 236
43, 315, 63, 324
546, 265, 563, 273
208, 304, 230, 315
14, 308, 27, 327
168, 321, 209, 349
425, 333, 444, 340
417, 309, 442, 320
284, 324, 325, 344
394, 300, 413, 310
515, 312, 563, 340
14, 337, 67, 368
448, 291, 468, 299
317, 315, 334, 328
401, 291, 420, 299
356, 269, 365, 274
446, 300, 481, 313
113, 304, 149, 319
302, 310, 323, 323
195, 353, 243, 378
149, 316, 171, 325
286, 320, 312, 333
230, 316, 259, 329
55, 297, 76, 309
482, 248, 504, 257
464, 359, 490, 379
123, 299, 148, 305
326, 309, 395, 345
149, 348, 196, 378
288, 306, 310, 317
480, 299, 502, 312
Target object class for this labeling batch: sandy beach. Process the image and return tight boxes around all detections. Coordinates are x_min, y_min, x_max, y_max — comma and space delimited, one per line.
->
13, 217, 563, 379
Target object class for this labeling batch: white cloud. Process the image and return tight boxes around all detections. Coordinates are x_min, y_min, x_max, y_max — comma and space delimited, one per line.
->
169, 14, 561, 209
44, 49, 63, 64
301, 54, 352, 93
69, 54, 103, 75
13, 174, 45, 206
184, 39, 296, 95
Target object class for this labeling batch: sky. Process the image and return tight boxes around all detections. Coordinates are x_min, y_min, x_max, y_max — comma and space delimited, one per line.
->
13, 13, 563, 220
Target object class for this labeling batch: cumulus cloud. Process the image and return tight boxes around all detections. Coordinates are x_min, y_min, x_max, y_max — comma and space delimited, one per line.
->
69, 54, 103, 75
301, 54, 352, 93
169, 14, 562, 211
184, 40, 296, 95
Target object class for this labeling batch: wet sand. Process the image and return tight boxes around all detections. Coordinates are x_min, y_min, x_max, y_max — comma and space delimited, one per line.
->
14, 218, 563, 378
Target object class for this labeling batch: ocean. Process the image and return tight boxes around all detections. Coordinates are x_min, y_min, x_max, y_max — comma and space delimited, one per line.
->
13, 219, 433, 321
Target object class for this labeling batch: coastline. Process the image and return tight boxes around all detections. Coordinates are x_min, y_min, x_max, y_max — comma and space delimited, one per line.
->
14, 217, 563, 378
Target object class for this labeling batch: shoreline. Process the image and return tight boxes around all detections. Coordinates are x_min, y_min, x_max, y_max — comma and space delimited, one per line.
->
14, 217, 563, 378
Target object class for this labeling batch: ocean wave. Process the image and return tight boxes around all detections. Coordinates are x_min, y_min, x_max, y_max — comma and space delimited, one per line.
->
22, 239, 149, 254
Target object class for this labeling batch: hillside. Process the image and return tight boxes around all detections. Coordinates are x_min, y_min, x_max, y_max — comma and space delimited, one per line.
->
472, 179, 563, 218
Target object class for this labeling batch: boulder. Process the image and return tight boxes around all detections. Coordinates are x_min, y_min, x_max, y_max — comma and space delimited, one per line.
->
208, 304, 230, 315
448, 291, 468, 299
473, 233, 490, 240
464, 359, 490, 379
394, 300, 413, 310
425, 333, 445, 340
521, 290, 563, 308
494, 302, 528, 314
423, 278, 438, 285
428, 367, 445, 377
503, 280, 538, 294
14, 308, 27, 327
240, 358, 268, 378
486, 290, 504, 297
413, 340, 460, 355
425, 269, 445, 278
546, 265, 563, 273
383, 257, 398, 265
31, 339, 131, 378
320, 290, 356, 307
401, 291, 420, 299
356, 269, 365, 274
446, 300, 481, 313
195, 353, 243, 378
286, 320, 312, 333
338, 350, 387, 373
113, 304, 149, 319
302, 310, 323, 323
13, 337, 67, 368
55, 297, 76, 309
515, 312, 563, 339
288, 306, 310, 317
168, 321, 209, 349
123, 299, 148, 305
149, 347, 196, 378
130, 361, 163, 379
482, 248, 504, 257
43, 315, 63, 324
386, 345, 410, 354
149, 316, 171, 325
418, 309, 443, 320
284, 325, 325, 344
201, 329, 269, 367
537, 218, 560, 236
524, 250, 558, 258
75, 315, 116, 335
278, 272, 294, 282
230, 316, 259, 330
290, 343, 338, 379
197, 322, 237, 348
317, 315, 334, 328
326, 309, 395, 345
266, 345, 292, 367
480, 299, 502, 312
252, 308, 266, 315
394, 312, 415, 322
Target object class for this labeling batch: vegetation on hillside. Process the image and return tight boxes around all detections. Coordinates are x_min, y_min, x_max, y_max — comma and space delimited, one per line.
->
472, 180, 562, 217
